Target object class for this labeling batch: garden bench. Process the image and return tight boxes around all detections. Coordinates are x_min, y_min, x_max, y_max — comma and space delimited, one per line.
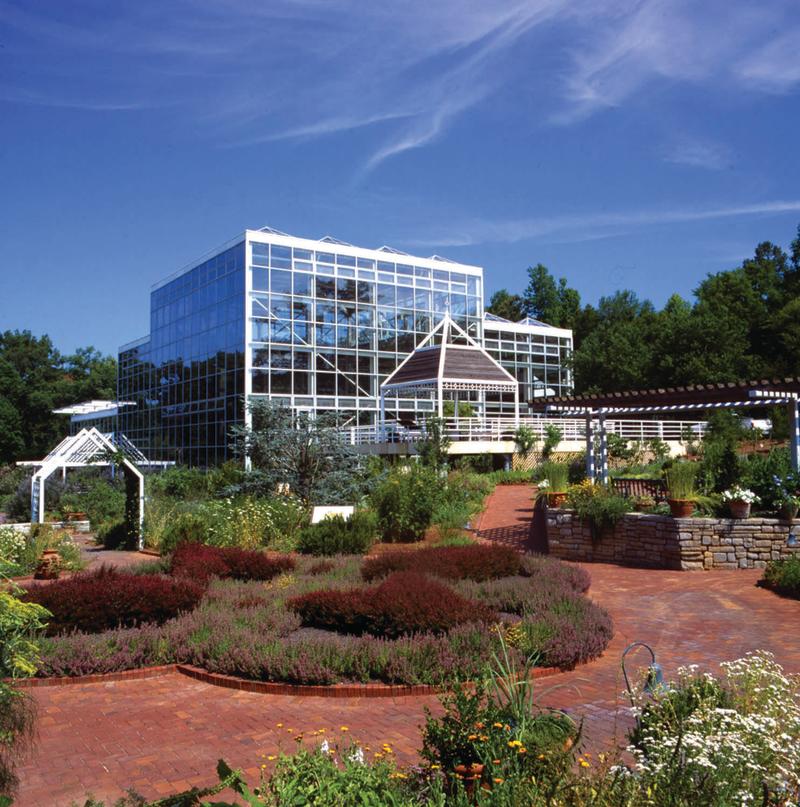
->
611, 478, 667, 503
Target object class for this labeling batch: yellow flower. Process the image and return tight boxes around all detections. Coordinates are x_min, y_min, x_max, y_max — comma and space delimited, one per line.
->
479, 735, 488, 742
492, 722, 503, 729
431, 764, 440, 770
518, 747, 527, 755
276, 723, 284, 728
508, 740, 522, 748
340, 726, 349, 732
261, 764, 267, 769
468, 734, 478, 741
494, 778, 504, 784
267, 755, 276, 761
579, 758, 590, 768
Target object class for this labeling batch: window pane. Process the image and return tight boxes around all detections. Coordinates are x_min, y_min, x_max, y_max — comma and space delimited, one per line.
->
294, 273, 311, 296
271, 270, 292, 294
316, 277, 336, 299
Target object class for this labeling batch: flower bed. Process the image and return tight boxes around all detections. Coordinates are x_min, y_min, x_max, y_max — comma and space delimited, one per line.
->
34, 549, 612, 684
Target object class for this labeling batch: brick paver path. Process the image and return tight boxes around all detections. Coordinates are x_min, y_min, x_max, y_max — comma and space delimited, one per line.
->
15, 485, 800, 806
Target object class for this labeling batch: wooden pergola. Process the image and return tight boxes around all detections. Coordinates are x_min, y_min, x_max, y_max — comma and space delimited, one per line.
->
530, 378, 800, 483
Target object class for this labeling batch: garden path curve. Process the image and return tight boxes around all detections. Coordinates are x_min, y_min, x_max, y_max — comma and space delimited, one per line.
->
15, 485, 800, 807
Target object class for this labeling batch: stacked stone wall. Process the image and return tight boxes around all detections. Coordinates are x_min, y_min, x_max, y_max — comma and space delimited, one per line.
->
546, 510, 799, 570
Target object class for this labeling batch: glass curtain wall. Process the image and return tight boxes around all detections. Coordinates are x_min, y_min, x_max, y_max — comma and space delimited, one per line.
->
118, 243, 245, 465
483, 320, 573, 414
248, 238, 483, 424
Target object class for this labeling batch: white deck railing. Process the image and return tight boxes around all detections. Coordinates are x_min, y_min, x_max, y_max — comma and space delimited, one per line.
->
342, 417, 706, 446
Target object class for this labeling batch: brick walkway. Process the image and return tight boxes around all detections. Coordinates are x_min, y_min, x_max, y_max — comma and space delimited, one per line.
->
15, 485, 800, 806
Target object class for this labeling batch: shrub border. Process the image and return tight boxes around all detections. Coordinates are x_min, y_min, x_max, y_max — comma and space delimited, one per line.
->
11, 662, 561, 697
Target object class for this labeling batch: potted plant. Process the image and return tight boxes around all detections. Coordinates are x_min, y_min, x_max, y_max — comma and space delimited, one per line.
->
537, 461, 570, 507
664, 462, 698, 518
772, 473, 800, 521
721, 486, 759, 519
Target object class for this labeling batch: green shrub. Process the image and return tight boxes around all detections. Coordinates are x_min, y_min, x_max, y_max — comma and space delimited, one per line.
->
160, 511, 210, 555
95, 520, 133, 550
146, 466, 209, 499
371, 465, 441, 542
761, 555, 800, 598
78, 478, 126, 530
297, 511, 377, 556
565, 481, 632, 540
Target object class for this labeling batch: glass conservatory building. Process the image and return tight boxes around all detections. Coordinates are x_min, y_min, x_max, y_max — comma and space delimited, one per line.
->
118, 227, 573, 465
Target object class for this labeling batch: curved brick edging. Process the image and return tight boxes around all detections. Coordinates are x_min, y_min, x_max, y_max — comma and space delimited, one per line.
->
12, 662, 561, 696
176, 664, 561, 697
16, 665, 177, 688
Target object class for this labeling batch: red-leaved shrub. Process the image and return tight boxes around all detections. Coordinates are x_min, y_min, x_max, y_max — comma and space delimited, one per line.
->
361, 544, 525, 583
24, 566, 205, 635
288, 571, 494, 638
170, 544, 295, 582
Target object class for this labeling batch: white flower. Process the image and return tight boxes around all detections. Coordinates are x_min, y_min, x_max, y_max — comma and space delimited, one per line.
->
319, 739, 330, 755
348, 746, 365, 765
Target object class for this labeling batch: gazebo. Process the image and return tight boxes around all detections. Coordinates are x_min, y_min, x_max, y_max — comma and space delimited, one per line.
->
379, 314, 520, 431
530, 378, 800, 483
19, 428, 153, 549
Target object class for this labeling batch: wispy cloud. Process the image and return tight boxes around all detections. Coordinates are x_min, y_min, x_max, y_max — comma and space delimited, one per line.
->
662, 137, 733, 171
2, 0, 798, 173
411, 199, 800, 247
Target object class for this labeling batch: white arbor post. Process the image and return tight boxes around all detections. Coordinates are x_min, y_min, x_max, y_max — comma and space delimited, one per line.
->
597, 412, 609, 484
585, 412, 596, 482
790, 399, 800, 472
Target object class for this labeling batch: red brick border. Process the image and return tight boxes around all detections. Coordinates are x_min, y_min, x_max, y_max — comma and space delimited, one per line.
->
15, 665, 177, 688
11, 662, 560, 696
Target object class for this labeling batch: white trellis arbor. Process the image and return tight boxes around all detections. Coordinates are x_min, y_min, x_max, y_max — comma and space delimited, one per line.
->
379, 314, 520, 431
20, 428, 147, 549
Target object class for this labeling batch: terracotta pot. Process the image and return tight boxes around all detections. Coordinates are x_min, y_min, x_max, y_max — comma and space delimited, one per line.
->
34, 548, 61, 580
728, 500, 751, 519
668, 499, 694, 518
779, 503, 798, 522
453, 763, 484, 799
547, 492, 567, 508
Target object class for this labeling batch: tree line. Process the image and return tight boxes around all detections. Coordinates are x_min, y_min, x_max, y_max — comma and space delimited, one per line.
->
487, 225, 800, 395
0, 331, 116, 463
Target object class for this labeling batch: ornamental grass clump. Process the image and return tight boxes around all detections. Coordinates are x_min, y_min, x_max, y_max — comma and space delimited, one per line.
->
664, 461, 698, 500
361, 544, 525, 583
288, 571, 494, 639
22, 565, 204, 635
536, 461, 570, 493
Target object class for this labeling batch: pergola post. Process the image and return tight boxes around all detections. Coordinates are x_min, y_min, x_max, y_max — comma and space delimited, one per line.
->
513, 384, 520, 427
790, 398, 800, 472
597, 412, 609, 484
437, 378, 444, 419
585, 412, 596, 482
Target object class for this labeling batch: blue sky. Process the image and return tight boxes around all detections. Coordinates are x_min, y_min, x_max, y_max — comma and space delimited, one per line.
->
1, 0, 799, 356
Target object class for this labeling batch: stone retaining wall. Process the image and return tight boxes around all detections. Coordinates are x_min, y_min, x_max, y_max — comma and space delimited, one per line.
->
546, 509, 800, 570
